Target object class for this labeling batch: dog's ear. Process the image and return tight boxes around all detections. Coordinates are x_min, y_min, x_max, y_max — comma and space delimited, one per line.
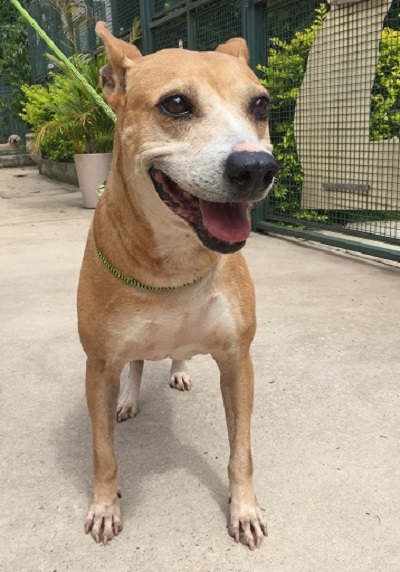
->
95, 21, 142, 110
215, 38, 249, 64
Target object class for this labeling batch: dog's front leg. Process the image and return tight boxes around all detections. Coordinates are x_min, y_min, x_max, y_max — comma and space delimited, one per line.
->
84, 357, 124, 544
216, 350, 267, 550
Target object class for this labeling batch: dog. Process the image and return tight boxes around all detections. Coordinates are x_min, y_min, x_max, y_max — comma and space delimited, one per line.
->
0, 134, 20, 151
77, 21, 278, 550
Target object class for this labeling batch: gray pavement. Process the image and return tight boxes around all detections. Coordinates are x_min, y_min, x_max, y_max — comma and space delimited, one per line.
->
1, 166, 399, 572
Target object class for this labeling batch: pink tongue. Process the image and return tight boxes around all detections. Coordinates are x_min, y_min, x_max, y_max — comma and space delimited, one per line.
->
199, 200, 250, 242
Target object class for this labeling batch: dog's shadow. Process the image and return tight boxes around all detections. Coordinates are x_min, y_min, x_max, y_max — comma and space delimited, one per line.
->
55, 361, 228, 524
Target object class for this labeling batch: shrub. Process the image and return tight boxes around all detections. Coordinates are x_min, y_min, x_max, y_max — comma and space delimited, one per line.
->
370, 27, 400, 141
20, 53, 114, 161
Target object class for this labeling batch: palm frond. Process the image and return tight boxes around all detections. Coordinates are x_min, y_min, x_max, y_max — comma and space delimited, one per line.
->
130, 17, 142, 45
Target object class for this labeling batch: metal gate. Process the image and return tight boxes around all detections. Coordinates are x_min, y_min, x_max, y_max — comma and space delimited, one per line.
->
255, 0, 400, 262
138, 0, 266, 69
27, 0, 265, 79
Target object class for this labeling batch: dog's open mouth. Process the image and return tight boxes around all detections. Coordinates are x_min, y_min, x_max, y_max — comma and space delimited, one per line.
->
150, 168, 250, 254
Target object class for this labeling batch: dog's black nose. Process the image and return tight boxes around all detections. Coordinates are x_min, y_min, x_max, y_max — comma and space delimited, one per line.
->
225, 151, 279, 197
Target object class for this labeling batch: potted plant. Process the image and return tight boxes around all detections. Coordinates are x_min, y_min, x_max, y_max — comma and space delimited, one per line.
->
19, 8, 141, 207
20, 53, 114, 208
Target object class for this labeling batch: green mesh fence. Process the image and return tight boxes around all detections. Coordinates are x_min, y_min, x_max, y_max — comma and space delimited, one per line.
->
93, 0, 113, 27
154, 1, 185, 17
27, 0, 142, 74
0, 76, 28, 148
27, 0, 69, 83
260, 0, 400, 247
114, 0, 140, 37
195, 0, 242, 50
153, 16, 188, 50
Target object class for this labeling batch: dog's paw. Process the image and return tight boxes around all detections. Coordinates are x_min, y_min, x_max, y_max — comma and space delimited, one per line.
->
84, 499, 122, 545
229, 503, 268, 550
169, 371, 192, 391
117, 392, 139, 422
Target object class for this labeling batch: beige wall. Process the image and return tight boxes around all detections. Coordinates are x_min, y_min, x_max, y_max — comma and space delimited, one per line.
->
294, 0, 400, 210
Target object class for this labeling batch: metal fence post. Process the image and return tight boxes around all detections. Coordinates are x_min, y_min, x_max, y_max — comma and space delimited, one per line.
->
187, 1, 196, 50
244, 0, 267, 228
86, 0, 96, 54
110, 0, 118, 35
139, 0, 154, 54
245, 0, 266, 74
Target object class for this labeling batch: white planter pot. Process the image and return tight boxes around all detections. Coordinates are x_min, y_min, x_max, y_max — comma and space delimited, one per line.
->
74, 153, 113, 209
25, 133, 42, 164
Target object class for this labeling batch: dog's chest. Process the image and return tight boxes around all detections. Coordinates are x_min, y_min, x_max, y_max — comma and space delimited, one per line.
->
114, 290, 235, 361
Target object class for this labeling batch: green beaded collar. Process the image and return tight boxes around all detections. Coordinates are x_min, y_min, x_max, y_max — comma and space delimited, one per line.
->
95, 242, 204, 291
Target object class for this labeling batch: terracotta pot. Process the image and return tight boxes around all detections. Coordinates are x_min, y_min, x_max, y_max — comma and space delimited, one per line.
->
74, 153, 113, 208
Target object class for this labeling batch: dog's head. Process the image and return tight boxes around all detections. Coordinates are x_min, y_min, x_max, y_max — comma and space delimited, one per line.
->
8, 135, 21, 149
96, 22, 278, 254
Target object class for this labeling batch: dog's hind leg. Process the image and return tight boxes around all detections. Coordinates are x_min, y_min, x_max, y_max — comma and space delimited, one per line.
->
117, 360, 144, 422
169, 359, 192, 391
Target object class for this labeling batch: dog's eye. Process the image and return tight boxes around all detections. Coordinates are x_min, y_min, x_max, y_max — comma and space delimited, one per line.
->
159, 94, 193, 118
250, 96, 270, 120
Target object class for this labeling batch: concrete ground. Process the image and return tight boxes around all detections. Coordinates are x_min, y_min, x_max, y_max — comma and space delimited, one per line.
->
1, 166, 399, 572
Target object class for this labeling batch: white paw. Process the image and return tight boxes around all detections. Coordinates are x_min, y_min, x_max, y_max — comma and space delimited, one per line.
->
116, 391, 139, 422
229, 502, 268, 550
169, 372, 192, 391
85, 499, 122, 544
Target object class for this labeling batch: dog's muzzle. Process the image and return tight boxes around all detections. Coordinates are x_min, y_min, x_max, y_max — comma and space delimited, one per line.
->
149, 153, 278, 254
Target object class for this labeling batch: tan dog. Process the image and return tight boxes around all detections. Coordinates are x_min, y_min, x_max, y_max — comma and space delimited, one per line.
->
0, 134, 20, 151
77, 22, 278, 550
